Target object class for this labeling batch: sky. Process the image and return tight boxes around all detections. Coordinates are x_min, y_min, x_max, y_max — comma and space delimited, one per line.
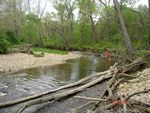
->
30, 0, 148, 18
136, 0, 148, 7
44, 0, 148, 14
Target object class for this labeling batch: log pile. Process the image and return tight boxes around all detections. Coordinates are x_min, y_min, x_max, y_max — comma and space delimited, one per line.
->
0, 59, 149, 113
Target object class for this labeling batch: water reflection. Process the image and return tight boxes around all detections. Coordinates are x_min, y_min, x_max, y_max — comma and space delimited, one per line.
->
0, 55, 114, 102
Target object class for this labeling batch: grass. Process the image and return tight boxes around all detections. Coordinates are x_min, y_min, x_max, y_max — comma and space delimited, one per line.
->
135, 50, 150, 59
31, 47, 68, 55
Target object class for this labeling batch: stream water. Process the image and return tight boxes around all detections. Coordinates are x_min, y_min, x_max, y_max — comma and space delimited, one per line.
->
0, 53, 115, 106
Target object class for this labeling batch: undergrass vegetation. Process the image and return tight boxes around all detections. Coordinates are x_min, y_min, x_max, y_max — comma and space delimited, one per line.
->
31, 47, 68, 55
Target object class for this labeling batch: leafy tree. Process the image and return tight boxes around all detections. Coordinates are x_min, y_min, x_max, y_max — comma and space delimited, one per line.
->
0, 33, 11, 54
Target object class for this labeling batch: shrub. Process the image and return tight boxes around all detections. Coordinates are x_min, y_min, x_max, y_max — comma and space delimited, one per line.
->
0, 34, 11, 54
6, 31, 19, 44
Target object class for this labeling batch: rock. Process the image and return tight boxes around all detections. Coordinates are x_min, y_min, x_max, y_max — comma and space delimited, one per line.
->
0, 53, 81, 73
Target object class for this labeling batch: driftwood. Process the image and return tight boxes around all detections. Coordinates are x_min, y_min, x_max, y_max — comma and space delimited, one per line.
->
15, 68, 116, 113
83, 60, 146, 113
95, 89, 150, 112
111, 78, 123, 91
74, 96, 107, 102
0, 71, 108, 108
92, 72, 118, 111
126, 89, 150, 101
0, 60, 145, 113
70, 101, 96, 113
121, 58, 143, 73
129, 100, 150, 107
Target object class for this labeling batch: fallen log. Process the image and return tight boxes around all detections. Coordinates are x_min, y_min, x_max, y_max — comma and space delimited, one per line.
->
1, 60, 145, 113
121, 58, 143, 73
0, 71, 108, 108
74, 96, 107, 102
93, 72, 118, 111
70, 101, 96, 113
15, 67, 116, 113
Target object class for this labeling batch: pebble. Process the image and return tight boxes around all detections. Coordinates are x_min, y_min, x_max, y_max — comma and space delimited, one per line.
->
118, 68, 150, 103
0, 53, 81, 73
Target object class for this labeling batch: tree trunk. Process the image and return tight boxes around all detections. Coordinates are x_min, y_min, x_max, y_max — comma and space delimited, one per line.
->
113, 0, 135, 55
13, 1, 20, 37
148, 0, 150, 49
90, 15, 97, 43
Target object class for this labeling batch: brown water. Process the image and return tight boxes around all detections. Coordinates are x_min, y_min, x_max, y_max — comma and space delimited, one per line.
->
0, 53, 114, 113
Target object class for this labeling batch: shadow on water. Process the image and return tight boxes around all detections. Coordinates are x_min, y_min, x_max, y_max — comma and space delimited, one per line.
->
0, 54, 115, 103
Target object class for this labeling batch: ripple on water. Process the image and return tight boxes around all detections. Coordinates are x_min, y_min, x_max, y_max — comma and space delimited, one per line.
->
0, 92, 7, 96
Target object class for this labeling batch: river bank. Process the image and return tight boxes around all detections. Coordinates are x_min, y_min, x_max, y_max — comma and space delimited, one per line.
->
118, 67, 150, 103
0, 52, 82, 74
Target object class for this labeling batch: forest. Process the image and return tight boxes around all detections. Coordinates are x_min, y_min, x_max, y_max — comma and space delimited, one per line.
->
0, 0, 150, 56
1, 1, 150, 113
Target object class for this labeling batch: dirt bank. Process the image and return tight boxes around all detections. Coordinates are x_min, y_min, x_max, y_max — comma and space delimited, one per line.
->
0, 52, 81, 74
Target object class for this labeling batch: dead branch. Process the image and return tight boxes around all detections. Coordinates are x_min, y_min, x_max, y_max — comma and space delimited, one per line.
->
92, 72, 118, 111
106, 74, 117, 99
111, 78, 123, 91
74, 96, 107, 102
129, 99, 150, 107
0, 61, 145, 113
126, 89, 150, 101
15, 68, 115, 113
121, 59, 143, 73
70, 101, 96, 113
137, 106, 150, 113
102, 101, 119, 110
0, 70, 108, 108
119, 73, 137, 78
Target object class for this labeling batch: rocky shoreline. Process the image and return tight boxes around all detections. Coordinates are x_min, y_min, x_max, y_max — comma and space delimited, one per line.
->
0, 52, 82, 74
118, 68, 150, 103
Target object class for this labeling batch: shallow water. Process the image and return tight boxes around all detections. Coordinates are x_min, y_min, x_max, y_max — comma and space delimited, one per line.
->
0, 54, 114, 103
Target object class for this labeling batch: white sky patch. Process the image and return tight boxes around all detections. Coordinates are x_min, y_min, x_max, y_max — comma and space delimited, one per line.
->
136, 0, 148, 6
33, 0, 148, 18
45, 1, 57, 14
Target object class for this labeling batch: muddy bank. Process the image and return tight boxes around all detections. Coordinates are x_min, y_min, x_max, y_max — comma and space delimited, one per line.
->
0, 52, 81, 74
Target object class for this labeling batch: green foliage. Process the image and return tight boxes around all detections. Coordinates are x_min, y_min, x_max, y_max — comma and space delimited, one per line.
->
26, 14, 40, 23
32, 52, 45, 57
135, 50, 150, 60
21, 18, 39, 45
0, 33, 11, 54
31, 47, 67, 55
0, 0, 149, 54
6, 31, 19, 44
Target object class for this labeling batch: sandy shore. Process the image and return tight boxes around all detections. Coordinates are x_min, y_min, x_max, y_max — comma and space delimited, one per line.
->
0, 52, 81, 74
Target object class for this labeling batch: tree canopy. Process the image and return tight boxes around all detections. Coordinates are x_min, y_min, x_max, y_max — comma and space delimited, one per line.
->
0, 0, 149, 54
